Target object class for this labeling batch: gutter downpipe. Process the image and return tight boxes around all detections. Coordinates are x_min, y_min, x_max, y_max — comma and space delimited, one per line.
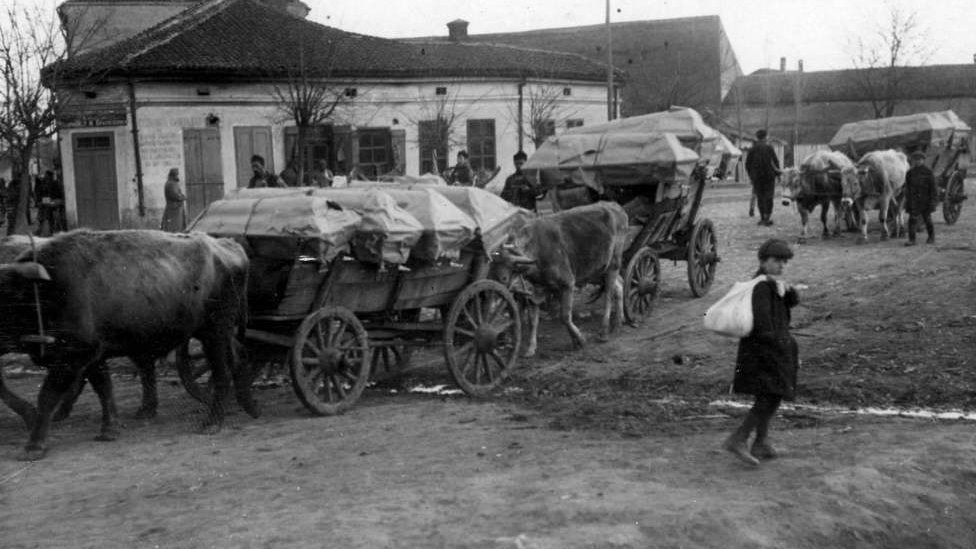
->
128, 80, 146, 217
517, 78, 525, 151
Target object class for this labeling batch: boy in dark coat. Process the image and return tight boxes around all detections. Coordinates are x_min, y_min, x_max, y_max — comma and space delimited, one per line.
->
501, 150, 544, 212
723, 238, 800, 466
903, 150, 938, 246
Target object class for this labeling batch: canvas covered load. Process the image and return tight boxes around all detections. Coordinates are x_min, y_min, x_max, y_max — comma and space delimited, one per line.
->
566, 106, 725, 167
829, 110, 972, 158
522, 131, 700, 193
348, 182, 531, 254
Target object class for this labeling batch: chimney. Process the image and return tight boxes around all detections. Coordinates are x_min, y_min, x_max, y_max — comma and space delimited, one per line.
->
798, 59, 804, 72
780, 57, 786, 72
447, 19, 469, 42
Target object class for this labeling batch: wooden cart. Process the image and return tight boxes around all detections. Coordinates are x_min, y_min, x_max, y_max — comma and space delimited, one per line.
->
829, 110, 970, 225
180, 191, 524, 416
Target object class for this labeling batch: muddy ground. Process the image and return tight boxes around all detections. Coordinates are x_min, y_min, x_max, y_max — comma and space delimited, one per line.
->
2, 182, 976, 548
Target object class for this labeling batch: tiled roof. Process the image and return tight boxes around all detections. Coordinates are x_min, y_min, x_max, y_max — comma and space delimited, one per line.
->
48, 0, 615, 84
728, 65, 976, 106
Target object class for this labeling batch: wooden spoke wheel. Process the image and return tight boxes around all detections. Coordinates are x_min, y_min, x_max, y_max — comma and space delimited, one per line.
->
687, 218, 719, 297
943, 171, 966, 225
177, 338, 250, 405
290, 306, 369, 416
443, 280, 521, 397
622, 247, 661, 324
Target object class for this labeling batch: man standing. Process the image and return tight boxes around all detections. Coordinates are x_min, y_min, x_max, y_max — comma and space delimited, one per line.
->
745, 129, 781, 226
903, 150, 938, 246
450, 150, 474, 186
500, 151, 543, 212
248, 155, 285, 188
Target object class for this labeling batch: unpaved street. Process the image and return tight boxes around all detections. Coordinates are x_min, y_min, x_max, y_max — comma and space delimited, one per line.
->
2, 183, 976, 548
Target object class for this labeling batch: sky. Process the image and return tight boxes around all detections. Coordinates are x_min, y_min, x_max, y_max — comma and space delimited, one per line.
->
304, 0, 976, 74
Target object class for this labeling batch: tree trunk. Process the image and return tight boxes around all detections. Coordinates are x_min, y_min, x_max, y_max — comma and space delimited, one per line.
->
297, 124, 307, 186
11, 149, 33, 235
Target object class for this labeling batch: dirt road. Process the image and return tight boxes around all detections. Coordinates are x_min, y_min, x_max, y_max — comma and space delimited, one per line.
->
2, 184, 976, 548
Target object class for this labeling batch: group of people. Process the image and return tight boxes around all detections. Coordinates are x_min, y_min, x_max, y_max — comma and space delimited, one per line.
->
745, 129, 940, 244
1, 170, 66, 236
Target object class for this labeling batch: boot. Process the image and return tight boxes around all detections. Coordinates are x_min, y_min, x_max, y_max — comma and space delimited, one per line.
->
723, 412, 760, 466
904, 240, 916, 247
926, 235, 935, 245
751, 410, 777, 460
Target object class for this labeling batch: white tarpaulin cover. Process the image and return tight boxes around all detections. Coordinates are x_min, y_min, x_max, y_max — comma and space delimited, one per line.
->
351, 190, 424, 264
522, 131, 700, 192
716, 133, 743, 157
313, 187, 476, 262
829, 110, 972, 157
187, 193, 362, 262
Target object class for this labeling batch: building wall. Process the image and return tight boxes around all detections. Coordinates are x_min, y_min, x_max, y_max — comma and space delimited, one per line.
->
57, 78, 608, 229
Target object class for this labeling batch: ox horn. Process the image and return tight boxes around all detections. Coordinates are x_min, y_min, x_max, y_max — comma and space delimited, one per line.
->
0, 262, 52, 281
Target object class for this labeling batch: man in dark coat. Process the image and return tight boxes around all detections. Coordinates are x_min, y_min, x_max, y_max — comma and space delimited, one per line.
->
248, 155, 285, 188
500, 151, 544, 212
724, 238, 799, 466
903, 150, 938, 246
745, 129, 781, 226
450, 150, 474, 186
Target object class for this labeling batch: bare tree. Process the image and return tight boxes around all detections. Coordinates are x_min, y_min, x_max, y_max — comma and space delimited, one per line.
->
1, 1, 107, 234
407, 84, 470, 175
849, 3, 933, 118
518, 81, 583, 149
272, 40, 355, 185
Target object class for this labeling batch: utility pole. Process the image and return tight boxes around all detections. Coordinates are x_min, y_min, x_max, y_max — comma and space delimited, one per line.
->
606, 0, 614, 121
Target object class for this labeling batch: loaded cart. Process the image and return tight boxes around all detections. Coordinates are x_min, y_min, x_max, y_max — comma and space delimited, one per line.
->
522, 106, 722, 324
829, 110, 971, 225
181, 186, 529, 415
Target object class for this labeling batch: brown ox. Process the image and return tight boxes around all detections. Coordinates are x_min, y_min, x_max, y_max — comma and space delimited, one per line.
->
840, 150, 908, 243
493, 201, 628, 357
0, 230, 257, 460
780, 150, 852, 242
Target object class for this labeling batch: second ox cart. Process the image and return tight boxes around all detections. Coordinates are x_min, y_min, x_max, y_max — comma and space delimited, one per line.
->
522, 106, 724, 324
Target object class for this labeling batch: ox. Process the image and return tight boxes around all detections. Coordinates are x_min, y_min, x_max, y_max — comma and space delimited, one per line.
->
0, 229, 257, 460
840, 150, 908, 243
493, 201, 629, 357
780, 150, 852, 242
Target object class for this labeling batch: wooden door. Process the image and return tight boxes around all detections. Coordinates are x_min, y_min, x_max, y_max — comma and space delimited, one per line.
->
233, 126, 273, 188
72, 132, 119, 229
183, 128, 224, 221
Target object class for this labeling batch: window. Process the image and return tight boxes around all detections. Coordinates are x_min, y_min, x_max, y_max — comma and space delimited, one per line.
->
284, 126, 333, 184
358, 130, 389, 167
344, 87, 358, 97
562, 87, 572, 96
419, 119, 449, 174
75, 135, 112, 149
566, 119, 584, 129
466, 119, 496, 172
435, 87, 448, 96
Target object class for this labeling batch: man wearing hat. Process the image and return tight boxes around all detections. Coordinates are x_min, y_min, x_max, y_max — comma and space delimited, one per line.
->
745, 129, 781, 226
501, 150, 544, 212
903, 150, 938, 245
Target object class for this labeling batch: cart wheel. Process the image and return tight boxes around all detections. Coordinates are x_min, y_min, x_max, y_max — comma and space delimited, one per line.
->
687, 218, 718, 297
177, 338, 248, 405
443, 280, 521, 397
290, 306, 369, 416
943, 171, 966, 225
622, 247, 660, 324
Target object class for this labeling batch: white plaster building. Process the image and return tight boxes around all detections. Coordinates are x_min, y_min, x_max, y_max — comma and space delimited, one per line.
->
47, 0, 620, 230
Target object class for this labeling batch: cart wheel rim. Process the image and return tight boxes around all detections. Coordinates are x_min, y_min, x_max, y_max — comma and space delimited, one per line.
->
290, 306, 369, 416
943, 174, 964, 225
444, 280, 521, 397
623, 248, 660, 322
688, 219, 717, 297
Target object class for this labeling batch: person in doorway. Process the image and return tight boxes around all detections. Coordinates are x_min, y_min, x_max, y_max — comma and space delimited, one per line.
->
310, 159, 334, 188
723, 238, 800, 466
160, 167, 187, 232
248, 155, 285, 188
903, 150, 938, 246
450, 150, 473, 186
745, 129, 781, 226
500, 150, 543, 212
34, 170, 63, 236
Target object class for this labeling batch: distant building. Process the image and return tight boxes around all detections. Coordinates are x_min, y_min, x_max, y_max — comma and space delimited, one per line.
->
47, 0, 618, 230
412, 16, 742, 120
722, 63, 976, 164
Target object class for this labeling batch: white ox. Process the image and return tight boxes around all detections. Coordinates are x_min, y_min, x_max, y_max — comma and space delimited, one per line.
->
840, 149, 908, 243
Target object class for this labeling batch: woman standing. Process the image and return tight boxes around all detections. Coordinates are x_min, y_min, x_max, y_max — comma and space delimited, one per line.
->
160, 167, 187, 232
723, 238, 800, 466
